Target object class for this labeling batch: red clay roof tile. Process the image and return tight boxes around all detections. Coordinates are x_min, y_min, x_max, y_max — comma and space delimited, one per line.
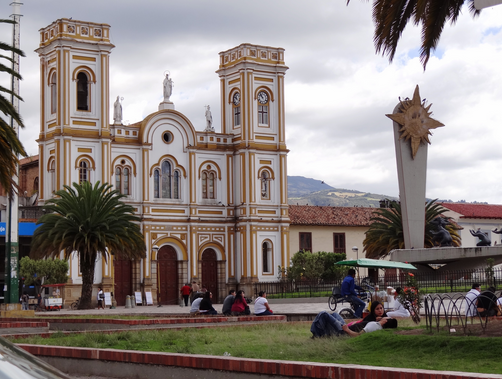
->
289, 205, 376, 226
441, 203, 502, 219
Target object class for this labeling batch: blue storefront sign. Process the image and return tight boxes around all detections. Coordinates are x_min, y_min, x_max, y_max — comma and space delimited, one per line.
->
0, 222, 39, 236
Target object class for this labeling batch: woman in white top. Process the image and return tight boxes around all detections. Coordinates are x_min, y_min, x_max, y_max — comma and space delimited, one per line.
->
386, 287, 410, 318
254, 291, 273, 316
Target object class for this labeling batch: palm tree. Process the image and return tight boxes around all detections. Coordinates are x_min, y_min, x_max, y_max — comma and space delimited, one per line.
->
1, 19, 27, 198
363, 199, 461, 258
347, 0, 480, 68
30, 181, 146, 309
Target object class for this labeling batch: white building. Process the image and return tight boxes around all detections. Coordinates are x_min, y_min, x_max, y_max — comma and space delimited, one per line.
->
35, 19, 290, 305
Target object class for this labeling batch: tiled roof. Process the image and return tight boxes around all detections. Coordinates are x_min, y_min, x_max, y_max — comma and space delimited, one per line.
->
289, 205, 376, 226
440, 203, 502, 219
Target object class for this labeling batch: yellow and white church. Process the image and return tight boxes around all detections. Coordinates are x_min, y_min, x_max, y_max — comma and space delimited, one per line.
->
35, 19, 290, 305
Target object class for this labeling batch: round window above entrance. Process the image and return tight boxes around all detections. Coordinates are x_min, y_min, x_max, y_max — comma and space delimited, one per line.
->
162, 131, 173, 144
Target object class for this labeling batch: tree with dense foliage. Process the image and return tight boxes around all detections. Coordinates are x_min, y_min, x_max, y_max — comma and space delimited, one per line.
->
286, 251, 347, 281
0, 19, 26, 198
347, 0, 480, 68
19, 256, 69, 295
30, 181, 146, 309
363, 199, 461, 258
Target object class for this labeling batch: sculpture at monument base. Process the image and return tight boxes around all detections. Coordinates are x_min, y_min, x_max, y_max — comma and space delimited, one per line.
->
430, 217, 453, 247
470, 229, 491, 247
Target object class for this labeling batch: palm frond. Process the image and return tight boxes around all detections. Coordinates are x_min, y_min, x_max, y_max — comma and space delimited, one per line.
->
348, 0, 479, 69
363, 199, 462, 258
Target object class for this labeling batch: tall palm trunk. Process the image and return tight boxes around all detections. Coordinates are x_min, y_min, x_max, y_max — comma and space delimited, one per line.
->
79, 252, 97, 309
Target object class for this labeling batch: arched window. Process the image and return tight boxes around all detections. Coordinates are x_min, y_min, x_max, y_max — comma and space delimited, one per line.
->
208, 172, 215, 199
77, 72, 89, 111
123, 168, 129, 195
201, 171, 216, 199
154, 161, 180, 199
232, 92, 241, 128
79, 160, 88, 183
50, 72, 57, 114
173, 171, 179, 199
261, 171, 270, 199
262, 241, 272, 273
49, 160, 56, 194
33, 177, 39, 193
154, 169, 160, 198
115, 167, 121, 191
202, 172, 207, 199
257, 91, 269, 126
115, 162, 131, 196
161, 161, 171, 198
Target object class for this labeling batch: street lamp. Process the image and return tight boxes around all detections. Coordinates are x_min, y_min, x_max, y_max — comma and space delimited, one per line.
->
352, 246, 359, 260
352, 246, 360, 281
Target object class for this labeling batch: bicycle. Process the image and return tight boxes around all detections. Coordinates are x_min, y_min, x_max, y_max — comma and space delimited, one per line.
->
70, 297, 80, 310
328, 283, 373, 314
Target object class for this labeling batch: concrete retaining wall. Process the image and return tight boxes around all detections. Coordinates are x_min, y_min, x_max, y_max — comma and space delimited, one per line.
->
19, 345, 502, 379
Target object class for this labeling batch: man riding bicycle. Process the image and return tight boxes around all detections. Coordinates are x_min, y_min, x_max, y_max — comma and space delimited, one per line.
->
341, 268, 366, 318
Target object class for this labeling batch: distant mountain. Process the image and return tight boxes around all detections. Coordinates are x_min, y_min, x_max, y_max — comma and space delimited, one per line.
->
287, 176, 335, 197
287, 176, 397, 208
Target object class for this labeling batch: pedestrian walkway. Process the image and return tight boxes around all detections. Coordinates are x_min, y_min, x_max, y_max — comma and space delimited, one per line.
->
39, 297, 334, 317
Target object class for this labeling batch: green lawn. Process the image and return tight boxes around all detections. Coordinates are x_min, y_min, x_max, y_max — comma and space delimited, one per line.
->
11, 323, 502, 375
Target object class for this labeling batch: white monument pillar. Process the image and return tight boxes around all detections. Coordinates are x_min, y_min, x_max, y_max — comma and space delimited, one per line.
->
387, 86, 444, 249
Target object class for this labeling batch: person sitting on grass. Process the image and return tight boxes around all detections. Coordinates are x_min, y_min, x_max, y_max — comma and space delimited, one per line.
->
189, 293, 203, 315
254, 291, 273, 316
497, 293, 502, 316
231, 290, 249, 316
222, 290, 236, 316
310, 311, 346, 337
343, 301, 397, 336
386, 287, 410, 318
199, 291, 218, 315
477, 286, 498, 317
465, 283, 481, 317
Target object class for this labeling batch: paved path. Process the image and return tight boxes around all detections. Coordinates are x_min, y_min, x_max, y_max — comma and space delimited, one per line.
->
38, 298, 334, 317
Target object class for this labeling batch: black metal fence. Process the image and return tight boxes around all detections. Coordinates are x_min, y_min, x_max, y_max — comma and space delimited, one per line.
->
19, 206, 44, 220
255, 267, 502, 299
253, 280, 338, 299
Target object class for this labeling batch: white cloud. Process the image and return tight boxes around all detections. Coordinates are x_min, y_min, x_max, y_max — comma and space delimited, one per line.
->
2, 0, 502, 203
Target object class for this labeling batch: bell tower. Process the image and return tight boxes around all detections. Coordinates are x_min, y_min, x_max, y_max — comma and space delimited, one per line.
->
36, 19, 114, 203
217, 45, 290, 285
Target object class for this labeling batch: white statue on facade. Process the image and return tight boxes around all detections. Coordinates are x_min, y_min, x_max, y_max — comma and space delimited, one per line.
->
113, 96, 122, 124
205, 105, 214, 132
163, 73, 173, 102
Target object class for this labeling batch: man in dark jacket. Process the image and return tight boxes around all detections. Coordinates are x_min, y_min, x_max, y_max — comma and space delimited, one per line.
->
477, 286, 497, 317
341, 269, 365, 318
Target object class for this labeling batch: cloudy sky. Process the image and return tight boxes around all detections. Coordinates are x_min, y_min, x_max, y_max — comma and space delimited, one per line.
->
2, 1, 502, 203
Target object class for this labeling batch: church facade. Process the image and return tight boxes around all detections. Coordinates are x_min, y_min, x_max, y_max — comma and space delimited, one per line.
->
35, 19, 290, 305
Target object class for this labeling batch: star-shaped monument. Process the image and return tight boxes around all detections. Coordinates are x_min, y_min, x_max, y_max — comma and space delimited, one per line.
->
386, 85, 444, 159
